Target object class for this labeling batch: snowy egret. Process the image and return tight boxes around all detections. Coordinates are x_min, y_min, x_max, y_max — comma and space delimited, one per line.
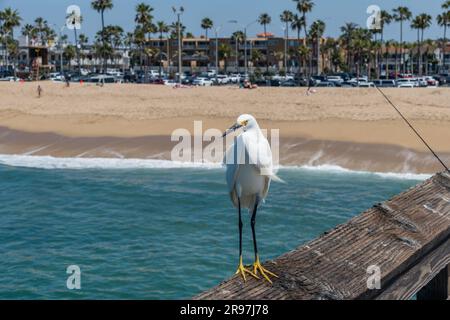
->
222, 114, 281, 284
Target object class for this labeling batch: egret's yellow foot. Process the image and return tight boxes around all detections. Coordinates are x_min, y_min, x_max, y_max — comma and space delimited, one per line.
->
235, 256, 258, 282
253, 256, 278, 284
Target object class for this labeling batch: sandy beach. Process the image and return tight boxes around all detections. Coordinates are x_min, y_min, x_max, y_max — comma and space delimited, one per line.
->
1, 82, 449, 173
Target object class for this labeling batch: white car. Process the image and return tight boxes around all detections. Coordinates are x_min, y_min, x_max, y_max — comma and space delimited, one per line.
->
358, 81, 375, 88
397, 79, 416, 88
215, 75, 230, 84
348, 77, 368, 84
163, 79, 177, 86
327, 76, 344, 84
415, 77, 428, 87
0, 76, 20, 82
193, 77, 213, 86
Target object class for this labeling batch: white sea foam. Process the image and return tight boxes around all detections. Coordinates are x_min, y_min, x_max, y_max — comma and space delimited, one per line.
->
0, 154, 222, 170
283, 164, 431, 181
0, 154, 432, 180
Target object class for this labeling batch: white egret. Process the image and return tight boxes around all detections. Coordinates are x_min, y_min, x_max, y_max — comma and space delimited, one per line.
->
222, 114, 281, 283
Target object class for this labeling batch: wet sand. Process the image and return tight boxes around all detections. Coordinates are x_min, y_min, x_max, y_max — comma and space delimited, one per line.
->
1, 82, 450, 173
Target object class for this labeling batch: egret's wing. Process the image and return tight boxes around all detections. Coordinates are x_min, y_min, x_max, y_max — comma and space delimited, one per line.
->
242, 132, 274, 176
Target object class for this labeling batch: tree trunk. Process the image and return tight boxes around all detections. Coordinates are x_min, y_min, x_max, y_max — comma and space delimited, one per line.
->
264, 24, 269, 73
400, 20, 404, 74
101, 10, 106, 74
443, 25, 447, 72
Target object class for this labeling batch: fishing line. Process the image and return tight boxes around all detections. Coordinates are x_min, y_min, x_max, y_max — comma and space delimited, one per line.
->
375, 86, 449, 172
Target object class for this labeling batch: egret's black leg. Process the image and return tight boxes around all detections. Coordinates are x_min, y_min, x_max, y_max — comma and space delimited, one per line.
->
250, 200, 258, 261
251, 198, 278, 283
238, 198, 243, 259
235, 197, 257, 281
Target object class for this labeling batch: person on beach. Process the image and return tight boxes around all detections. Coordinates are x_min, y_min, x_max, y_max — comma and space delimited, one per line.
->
242, 79, 258, 90
37, 85, 42, 98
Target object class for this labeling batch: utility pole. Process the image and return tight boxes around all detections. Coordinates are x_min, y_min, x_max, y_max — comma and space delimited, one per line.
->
214, 26, 221, 83
282, 25, 287, 72
172, 6, 184, 85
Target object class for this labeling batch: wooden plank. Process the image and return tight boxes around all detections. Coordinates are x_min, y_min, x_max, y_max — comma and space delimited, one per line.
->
375, 237, 450, 299
195, 174, 450, 300
416, 264, 449, 300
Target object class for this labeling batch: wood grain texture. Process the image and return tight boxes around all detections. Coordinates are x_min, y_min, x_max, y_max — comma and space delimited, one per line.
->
195, 173, 450, 300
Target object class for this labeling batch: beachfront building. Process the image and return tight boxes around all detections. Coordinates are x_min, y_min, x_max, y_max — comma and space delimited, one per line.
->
143, 34, 309, 74
379, 42, 450, 77
11, 35, 131, 76
3, 34, 449, 78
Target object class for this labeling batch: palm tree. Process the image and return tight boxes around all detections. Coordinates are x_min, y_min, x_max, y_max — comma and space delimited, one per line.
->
393, 6, 412, 75
258, 13, 272, 72
296, 45, 310, 76
78, 34, 89, 67
232, 30, 244, 72
218, 43, 232, 72
156, 21, 169, 77
411, 14, 432, 75
91, 0, 114, 73
134, 3, 154, 79
294, 0, 314, 40
170, 22, 186, 39
339, 22, 358, 72
63, 45, 76, 71
201, 17, 213, 40
379, 11, 393, 78
21, 24, 36, 45
1, 7, 21, 72
280, 10, 294, 71
437, 9, 450, 72
309, 20, 325, 75
423, 39, 437, 74
294, 0, 315, 77
280, 10, 294, 39
291, 14, 304, 42
34, 17, 49, 45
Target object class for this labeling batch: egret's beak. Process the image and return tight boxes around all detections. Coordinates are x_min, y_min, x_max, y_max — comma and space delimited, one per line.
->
222, 123, 243, 138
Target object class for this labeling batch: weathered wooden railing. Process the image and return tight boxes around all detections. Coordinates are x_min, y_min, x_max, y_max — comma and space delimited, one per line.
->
195, 172, 450, 300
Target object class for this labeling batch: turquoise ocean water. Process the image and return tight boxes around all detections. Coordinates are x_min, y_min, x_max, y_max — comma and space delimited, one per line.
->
0, 155, 428, 299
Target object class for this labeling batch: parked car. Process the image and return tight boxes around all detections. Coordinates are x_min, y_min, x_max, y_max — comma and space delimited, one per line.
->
357, 81, 375, 88
423, 76, 438, 87
415, 77, 428, 87
314, 81, 336, 87
326, 75, 344, 85
310, 75, 327, 85
214, 75, 230, 85
396, 79, 417, 88
163, 79, 177, 86
89, 75, 116, 83
280, 79, 297, 87
193, 77, 213, 86
0, 76, 20, 82
373, 79, 395, 87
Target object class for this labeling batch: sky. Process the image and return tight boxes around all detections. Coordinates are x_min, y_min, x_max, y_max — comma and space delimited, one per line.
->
0, 0, 447, 42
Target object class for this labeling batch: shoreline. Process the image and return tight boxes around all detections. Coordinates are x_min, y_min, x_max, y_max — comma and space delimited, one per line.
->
0, 126, 447, 174
1, 83, 449, 174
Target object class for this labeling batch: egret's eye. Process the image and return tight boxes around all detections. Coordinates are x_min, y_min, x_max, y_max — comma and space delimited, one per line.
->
241, 120, 249, 126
